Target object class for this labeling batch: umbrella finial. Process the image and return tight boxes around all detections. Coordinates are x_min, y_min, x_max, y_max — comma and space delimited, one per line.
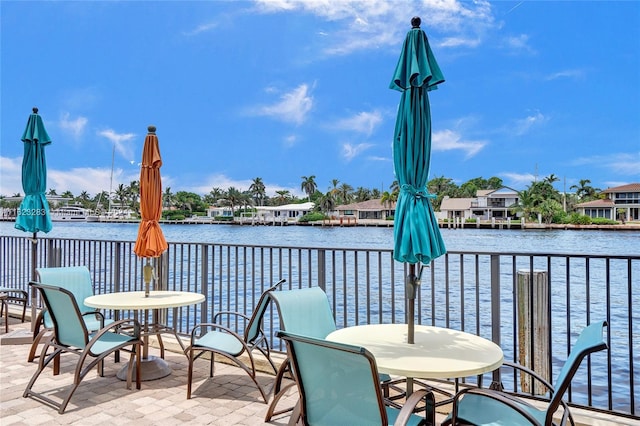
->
411, 16, 421, 28
32, 107, 39, 114
148, 125, 156, 134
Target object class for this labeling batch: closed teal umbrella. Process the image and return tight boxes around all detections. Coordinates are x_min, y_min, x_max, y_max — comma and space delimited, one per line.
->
15, 107, 52, 282
390, 18, 446, 343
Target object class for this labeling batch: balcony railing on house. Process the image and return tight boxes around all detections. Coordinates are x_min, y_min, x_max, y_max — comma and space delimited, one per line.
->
1, 235, 637, 421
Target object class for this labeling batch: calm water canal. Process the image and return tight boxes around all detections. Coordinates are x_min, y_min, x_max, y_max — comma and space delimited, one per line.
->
1, 221, 639, 255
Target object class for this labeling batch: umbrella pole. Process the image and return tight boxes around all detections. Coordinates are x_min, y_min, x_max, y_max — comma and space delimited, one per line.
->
30, 232, 38, 333
405, 263, 418, 344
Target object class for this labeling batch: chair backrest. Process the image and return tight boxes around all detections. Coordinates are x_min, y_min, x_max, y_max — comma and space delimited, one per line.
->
269, 287, 336, 339
31, 282, 89, 349
36, 266, 95, 315
546, 321, 608, 421
244, 279, 286, 343
278, 330, 387, 426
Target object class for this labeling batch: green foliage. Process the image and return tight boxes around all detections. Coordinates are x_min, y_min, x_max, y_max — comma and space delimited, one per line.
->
299, 212, 326, 222
551, 211, 568, 224
163, 210, 188, 220
214, 216, 233, 221
465, 218, 477, 223
592, 217, 618, 225
567, 213, 592, 225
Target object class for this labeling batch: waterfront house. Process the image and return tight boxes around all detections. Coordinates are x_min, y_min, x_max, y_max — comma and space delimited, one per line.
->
575, 183, 640, 221
207, 205, 234, 220
439, 187, 519, 221
334, 198, 396, 222
252, 202, 315, 224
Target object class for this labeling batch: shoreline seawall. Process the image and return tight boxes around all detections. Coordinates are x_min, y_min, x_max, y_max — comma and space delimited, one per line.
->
2, 216, 639, 231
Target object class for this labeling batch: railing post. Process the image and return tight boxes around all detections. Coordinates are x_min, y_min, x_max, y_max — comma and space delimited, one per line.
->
201, 245, 209, 323
317, 249, 326, 291
490, 254, 502, 389
517, 269, 550, 395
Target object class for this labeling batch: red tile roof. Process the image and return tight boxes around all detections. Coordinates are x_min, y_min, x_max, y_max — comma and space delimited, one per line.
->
601, 183, 640, 193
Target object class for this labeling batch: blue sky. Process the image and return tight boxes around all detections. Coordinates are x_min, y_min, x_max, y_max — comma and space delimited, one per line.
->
1, 0, 639, 200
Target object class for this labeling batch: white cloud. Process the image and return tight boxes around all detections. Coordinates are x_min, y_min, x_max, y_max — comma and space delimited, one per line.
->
333, 110, 383, 135
342, 142, 373, 161
500, 172, 535, 188
0, 156, 23, 196
432, 129, 486, 158
47, 166, 138, 197
253, 0, 496, 56
190, 173, 302, 198
513, 111, 547, 135
502, 34, 534, 53
58, 112, 88, 140
283, 134, 298, 147
97, 129, 137, 163
254, 84, 314, 125
545, 69, 586, 81
571, 153, 640, 176
0, 156, 140, 198
183, 21, 219, 36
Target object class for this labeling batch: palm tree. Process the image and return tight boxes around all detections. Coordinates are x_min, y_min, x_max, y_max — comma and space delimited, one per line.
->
337, 182, 353, 204
163, 187, 174, 209
511, 187, 542, 221
274, 190, 291, 206
78, 191, 91, 208
380, 191, 397, 208
570, 179, 598, 200
249, 177, 266, 206
203, 187, 223, 206
329, 179, 340, 198
301, 176, 317, 202
318, 192, 335, 215
353, 187, 371, 202
114, 184, 128, 210
222, 187, 243, 216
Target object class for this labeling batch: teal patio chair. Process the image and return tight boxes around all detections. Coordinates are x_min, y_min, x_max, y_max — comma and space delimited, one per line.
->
444, 321, 608, 426
0, 286, 28, 323
278, 330, 435, 426
185, 279, 286, 402
24, 283, 142, 414
265, 286, 401, 421
28, 266, 112, 363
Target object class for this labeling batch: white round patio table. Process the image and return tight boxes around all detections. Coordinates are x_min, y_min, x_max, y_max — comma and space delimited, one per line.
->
85, 290, 205, 381
326, 323, 503, 380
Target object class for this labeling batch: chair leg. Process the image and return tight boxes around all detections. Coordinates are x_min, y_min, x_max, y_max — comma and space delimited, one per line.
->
287, 400, 303, 426
186, 348, 195, 399
265, 358, 296, 422
27, 328, 52, 363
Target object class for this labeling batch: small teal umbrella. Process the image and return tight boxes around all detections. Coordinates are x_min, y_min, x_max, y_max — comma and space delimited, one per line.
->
15, 107, 52, 282
390, 18, 446, 343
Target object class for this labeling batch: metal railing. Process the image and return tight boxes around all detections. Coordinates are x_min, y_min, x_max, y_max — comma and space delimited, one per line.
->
1, 234, 637, 420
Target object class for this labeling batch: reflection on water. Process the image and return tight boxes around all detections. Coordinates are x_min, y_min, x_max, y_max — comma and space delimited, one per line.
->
2, 221, 639, 255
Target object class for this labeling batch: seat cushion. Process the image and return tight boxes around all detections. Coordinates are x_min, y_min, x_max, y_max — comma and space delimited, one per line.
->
195, 330, 244, 356
386, 406, 425, 426
448, 392, 547, 425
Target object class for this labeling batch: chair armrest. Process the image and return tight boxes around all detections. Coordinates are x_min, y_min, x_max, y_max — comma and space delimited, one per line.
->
212, 311, 252, 323
81, 310, 106, 328
450, 387, 542, 425
393, 389, 434, 426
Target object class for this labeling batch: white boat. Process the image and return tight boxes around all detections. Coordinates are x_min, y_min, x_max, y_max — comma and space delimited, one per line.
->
50, 206, 89, 222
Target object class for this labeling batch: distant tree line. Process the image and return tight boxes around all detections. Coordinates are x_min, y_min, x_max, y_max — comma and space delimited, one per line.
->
0, 174, 605, 223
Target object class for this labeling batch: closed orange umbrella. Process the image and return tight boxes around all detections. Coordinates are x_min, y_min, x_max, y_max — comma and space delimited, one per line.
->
134, 126, 168, 294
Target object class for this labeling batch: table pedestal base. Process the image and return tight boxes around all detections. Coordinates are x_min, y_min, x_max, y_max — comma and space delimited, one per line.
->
117, 355, 171, 381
